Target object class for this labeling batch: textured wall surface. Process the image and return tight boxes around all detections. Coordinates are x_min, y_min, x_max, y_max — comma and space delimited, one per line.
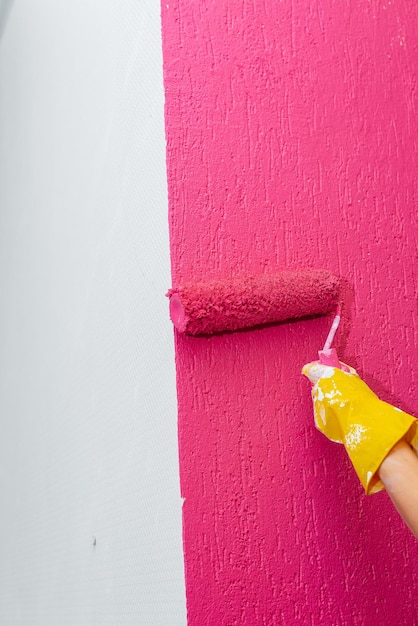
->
162, 1, 418, 624
0, 1, 185, 623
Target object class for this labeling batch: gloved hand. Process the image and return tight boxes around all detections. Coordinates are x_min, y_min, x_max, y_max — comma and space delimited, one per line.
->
302, 361, 418, 495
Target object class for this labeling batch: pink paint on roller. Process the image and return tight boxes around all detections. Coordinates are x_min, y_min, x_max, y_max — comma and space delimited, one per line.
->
167, 269, 339, 335
162, 0, 418, 623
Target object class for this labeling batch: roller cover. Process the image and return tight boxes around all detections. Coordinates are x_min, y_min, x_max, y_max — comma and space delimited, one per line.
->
168, 269, 340, 336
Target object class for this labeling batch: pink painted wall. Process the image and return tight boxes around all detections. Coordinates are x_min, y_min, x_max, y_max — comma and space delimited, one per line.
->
162, 1, 418, 624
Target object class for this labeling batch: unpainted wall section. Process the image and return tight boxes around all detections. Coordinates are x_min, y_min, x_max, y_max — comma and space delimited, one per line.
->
0, 1, 185, 623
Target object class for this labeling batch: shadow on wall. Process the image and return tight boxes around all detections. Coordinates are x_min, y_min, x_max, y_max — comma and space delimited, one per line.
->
0, 0, 13, 38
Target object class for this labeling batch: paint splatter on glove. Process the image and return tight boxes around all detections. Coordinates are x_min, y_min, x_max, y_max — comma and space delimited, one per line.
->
302, 361, 418, 495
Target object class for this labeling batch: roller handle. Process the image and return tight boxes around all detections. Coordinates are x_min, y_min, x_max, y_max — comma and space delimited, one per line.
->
318, 308, 350, 371
318, 348, 349, 372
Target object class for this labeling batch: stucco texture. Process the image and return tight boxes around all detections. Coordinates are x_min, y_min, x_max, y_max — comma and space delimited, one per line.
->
162, 1, 418, 624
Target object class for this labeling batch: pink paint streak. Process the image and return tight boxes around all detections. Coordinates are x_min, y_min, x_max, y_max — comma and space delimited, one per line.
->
162, 1, 418, 624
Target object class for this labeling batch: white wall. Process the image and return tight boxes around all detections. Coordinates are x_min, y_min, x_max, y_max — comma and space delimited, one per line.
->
0, 1, 186, 623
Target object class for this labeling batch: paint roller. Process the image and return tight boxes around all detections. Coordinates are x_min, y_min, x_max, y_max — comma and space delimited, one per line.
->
167, 269, 341, 340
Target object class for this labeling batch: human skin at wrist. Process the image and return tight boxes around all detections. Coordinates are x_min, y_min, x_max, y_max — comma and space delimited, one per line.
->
378, 440, 418, 539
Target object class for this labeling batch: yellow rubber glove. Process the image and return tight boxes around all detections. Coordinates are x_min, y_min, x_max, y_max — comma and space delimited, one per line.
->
302, 361, 418, 495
